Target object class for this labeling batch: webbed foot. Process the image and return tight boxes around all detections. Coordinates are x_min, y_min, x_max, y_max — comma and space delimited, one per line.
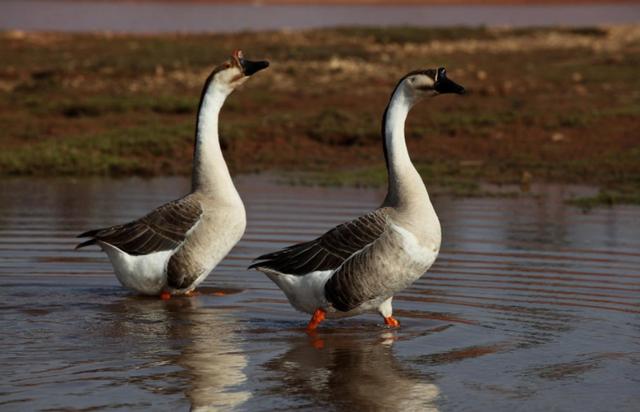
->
384, 316, 400, 328
306, 308, 326, 331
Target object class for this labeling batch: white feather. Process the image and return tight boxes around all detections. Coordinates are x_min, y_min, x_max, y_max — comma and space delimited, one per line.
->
266, 270, 333, 314
390, 222, 439, 268
378, 297, 394, 318
100, 242, 171, 295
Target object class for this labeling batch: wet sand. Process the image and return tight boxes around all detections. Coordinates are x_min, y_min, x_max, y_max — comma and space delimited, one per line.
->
0, 177, 639, 410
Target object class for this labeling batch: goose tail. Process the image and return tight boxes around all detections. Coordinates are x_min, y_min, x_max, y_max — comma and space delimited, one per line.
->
75, 228, 101, 250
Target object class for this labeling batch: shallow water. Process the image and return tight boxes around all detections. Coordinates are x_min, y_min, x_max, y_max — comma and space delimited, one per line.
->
0, 177, 639, 411
1, 1, 640, 32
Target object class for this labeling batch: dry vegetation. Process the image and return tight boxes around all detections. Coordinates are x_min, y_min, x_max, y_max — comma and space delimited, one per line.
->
0, 26, 639, 204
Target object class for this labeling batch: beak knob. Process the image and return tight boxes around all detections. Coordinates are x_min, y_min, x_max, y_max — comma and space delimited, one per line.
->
232, 49, 269, 76
434, 68, 465, 95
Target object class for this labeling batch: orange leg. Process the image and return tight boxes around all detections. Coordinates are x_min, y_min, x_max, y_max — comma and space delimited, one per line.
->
310, 336, 325, 350
384, 316, 400, 328
160, 291, 171, 301
307, 308, 326, 331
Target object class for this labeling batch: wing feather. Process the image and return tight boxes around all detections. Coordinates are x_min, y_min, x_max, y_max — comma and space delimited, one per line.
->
75, 195, 203, 255
250, 208, 390, 275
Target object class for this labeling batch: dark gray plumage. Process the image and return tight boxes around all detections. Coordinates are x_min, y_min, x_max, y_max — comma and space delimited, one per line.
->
76, 195, 203, 255
250, 208, 391, 311
324, 228, 401, 312
250, 208, 389, 275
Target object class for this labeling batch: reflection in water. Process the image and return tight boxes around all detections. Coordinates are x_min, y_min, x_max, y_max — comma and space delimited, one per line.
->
1, 177, 639, 411
103, 296, 250, 411
178, 307, 250, 411
264, 331, 439, 411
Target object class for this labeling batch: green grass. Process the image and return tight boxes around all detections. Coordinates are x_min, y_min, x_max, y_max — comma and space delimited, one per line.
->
0, 122, 193, 176
285, 162, 525, 198
568, 186, 640, 210
1, 26, 639, 207
333, 26, 609, 45
308, 109, 378, 146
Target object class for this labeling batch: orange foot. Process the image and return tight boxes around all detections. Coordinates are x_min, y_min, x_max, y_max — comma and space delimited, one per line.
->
384, 316, 400, 328
311, 337, 325, 350
160, 291, 171, 301
213, 291, 226, 296
184, 290, 199, 297
306, 308, 326, 331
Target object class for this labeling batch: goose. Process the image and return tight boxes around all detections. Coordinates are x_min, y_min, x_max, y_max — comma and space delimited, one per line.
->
76, 50, 269, 300
266, 334, 440, 410
250, 67, 464, 330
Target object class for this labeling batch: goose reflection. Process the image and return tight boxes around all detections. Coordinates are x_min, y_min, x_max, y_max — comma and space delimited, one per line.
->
176, 302, 250, 411
103, 292, 250, 411
264, 330, 440, 411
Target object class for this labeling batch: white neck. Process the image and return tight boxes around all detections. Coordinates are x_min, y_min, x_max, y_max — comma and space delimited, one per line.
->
382, 85, 430, 210
191, 83, 238, 199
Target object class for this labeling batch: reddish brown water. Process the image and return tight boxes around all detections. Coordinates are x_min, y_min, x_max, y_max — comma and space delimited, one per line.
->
1, 177, 639, 411
1, 1, 640, 32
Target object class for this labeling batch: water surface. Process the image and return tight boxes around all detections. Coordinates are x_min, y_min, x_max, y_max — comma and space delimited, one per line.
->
1, 1, 639, 32
0, 177, 639, 411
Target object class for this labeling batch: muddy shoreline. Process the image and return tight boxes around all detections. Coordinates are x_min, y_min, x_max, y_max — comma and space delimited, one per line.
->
1, 26, 638, 205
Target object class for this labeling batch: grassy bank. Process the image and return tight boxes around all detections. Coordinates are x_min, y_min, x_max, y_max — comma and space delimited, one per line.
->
1, 26, 639, 205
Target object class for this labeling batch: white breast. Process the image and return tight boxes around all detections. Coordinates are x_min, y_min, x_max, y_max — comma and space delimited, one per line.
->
390, 223, 440, 269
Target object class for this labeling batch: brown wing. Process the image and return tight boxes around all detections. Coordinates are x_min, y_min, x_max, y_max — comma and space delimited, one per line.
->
250, 208, 390, 276
76, 195, 203, 256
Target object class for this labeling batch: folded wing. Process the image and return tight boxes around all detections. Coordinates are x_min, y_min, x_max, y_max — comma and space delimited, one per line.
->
76, 195, 203, 256
250, 208, 390, 275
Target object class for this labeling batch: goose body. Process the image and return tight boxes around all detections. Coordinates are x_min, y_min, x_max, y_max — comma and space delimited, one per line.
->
251, 67, 464, 328
90, 192, 245, 296
77, 51, 268, 297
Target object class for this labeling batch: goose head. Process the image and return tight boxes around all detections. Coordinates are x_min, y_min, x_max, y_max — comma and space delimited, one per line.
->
208, 49, 269, 95
399, 67, 465, 103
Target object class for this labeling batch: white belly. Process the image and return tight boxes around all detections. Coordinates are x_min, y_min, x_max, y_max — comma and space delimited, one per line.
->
266, 270, 333, 315
100, 242, 171, 295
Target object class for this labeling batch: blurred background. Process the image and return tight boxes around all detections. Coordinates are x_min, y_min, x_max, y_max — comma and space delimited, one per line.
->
2, 2, 640, 411
0, 0, 638, 205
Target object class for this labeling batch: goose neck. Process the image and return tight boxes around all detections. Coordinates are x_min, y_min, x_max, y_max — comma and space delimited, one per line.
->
382, 88, 429, 209
191, 84, 238, 200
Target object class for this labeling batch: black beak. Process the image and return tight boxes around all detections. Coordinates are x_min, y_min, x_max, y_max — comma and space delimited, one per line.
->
240, 59, 269, 76
434, 67, 465, 95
